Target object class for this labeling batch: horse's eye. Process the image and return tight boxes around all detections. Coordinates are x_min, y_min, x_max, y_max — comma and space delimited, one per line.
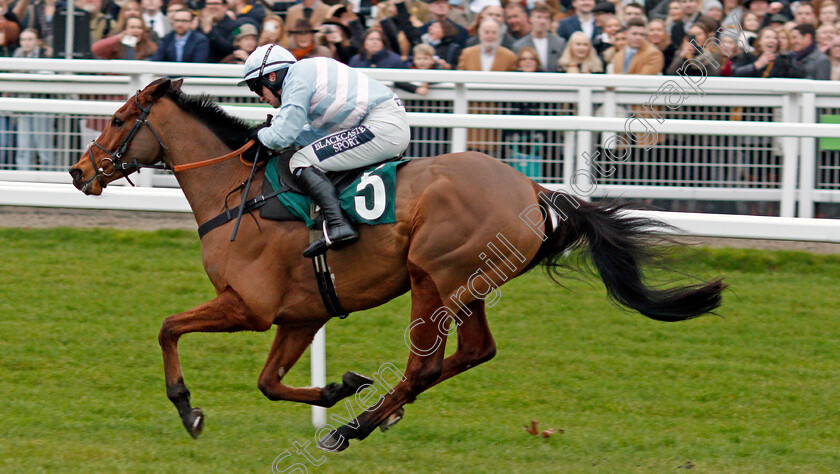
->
112, 117, 124, 127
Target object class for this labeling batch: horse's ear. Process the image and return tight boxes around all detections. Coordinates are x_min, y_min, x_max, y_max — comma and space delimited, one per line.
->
146, 78, 172, 100
170, 78, 184, 91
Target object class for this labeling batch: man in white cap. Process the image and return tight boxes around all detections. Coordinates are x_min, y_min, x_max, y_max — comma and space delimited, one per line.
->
241, 44, 411, 257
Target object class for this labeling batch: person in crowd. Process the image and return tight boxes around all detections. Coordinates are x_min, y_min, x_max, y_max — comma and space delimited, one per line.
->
514, 2, 565, 72
703, 0, 724, 23
601, 25, 625, 66
324, 2, 366, 50
458, 18, 517, 70
828, 34, 840, 78
775, 25, 792, 51
791, 22, 831, 78
505, 1, 530, 40
0, 10, 19, 56
394, 0, 469, 50
557, 0, 600, 42
391, 42, 437, 96
732, 26, 805, 76
614, 18, 664, 74
666, 20, 723, 75
421, 18, 462, 68
114, 0, 143, 34
666, 0, 687, 46
795, 1, 818, 26
816, 22, 836, 52
819, 0, 839, 26
285, 0, 331, 31
647, 18, 675, 73
148, 8, 209, 62
165, 0, 187, 28
467, 4, 516, 49
720, 0, 746, 29
678, 0, 701, 30
743, 0, 771, 30
320, 18, 357, 63
91, 16, 158, 59
21, 0, 57, 52
259, 14, 287, 47
141, 0, 170, 40
348, 27, 407, 67
287, 18, 332, 59
198, 0, 239, 63
557, 30, 604, 72
242, 44, 409, 256
515, 45, 542, 71
227, 0, 265, 28
221, 22, 260, 63
718, 28, 744, 75
592, 3, 616, 54
14, 28, 55, 171
624, 2, 645, 22
74, 0, 118, 43
741, 10, 761, 32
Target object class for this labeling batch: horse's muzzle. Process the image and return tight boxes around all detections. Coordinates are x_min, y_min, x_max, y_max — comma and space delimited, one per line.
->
69, 167, 85, 190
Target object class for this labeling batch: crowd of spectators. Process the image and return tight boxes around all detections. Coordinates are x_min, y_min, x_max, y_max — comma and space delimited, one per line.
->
0, 0, 836, 81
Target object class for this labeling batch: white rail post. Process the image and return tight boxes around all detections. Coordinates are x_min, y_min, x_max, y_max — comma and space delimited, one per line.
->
798, 93, 817, 218
574, 87, 594, 201
311, 327, 327, 428
780, 93, 800, 217
451, 83, 467, 153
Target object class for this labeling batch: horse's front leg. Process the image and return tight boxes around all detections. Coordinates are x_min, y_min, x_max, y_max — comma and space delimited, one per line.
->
258, 324, 374, 407
158, 287, 272, 438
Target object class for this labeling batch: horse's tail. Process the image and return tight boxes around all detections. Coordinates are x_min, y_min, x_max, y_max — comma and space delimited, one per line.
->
529, 189, 725, 322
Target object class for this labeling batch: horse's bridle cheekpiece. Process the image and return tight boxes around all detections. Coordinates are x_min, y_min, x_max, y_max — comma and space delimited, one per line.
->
81, 91, 168, 193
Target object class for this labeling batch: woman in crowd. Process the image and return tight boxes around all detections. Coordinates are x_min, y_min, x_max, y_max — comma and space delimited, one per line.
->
816, 23, 836, 53
22, 0, 57, 52
557, 32, 604, 73
420, 19, 461, 69
827, 35, 840, 79
666, 21, 724, 76
113, 0, 142, 34
91, 16, 157, 59
732, 27, 805, 77
13, 28, 55, 171
595, 14, 621, 58
648, 18, 676, 74
259, 14, 287, 47
348, 27, 407, 67
741, 11, 761, 33
516, 46, 543, 72
775, 26, 792, 52
819, 0, 840, 26
721, 0, 745, 28
718, 26, 745, 75
601, 27, 626, 68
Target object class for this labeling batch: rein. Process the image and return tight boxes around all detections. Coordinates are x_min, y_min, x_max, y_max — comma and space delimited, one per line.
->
80, 90, 258, 193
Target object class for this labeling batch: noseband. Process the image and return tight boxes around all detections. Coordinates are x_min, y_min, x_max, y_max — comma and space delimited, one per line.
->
81, 92, 169, 193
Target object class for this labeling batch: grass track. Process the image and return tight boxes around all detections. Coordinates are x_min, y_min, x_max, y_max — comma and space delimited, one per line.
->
1, 228, 839, 473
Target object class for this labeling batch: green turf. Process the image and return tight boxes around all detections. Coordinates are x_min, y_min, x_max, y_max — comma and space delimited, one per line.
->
1, 228, 838, 473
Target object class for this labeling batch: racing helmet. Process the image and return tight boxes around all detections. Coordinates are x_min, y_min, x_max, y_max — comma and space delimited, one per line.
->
238, 44, 296, 94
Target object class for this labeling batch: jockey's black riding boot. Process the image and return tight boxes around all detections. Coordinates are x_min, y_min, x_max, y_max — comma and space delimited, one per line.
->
294, 166, 359, 258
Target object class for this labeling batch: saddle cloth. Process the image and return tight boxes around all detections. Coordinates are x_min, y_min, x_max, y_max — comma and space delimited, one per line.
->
260, 150, 408, 228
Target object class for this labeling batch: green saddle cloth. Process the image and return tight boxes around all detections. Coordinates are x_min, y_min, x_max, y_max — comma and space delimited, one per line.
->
263, 157, 408, 229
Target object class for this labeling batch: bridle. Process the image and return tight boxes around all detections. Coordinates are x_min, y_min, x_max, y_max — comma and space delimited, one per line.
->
79, 88, 259, 194
80, 91, 169, 193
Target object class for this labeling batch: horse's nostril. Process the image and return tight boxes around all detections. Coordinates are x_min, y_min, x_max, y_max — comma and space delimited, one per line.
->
69, 168, 83, 182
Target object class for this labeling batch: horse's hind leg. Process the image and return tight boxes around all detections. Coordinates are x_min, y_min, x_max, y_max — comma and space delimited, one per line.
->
257, 324, 374, 407
159, 287, 272, 438
317, 262, 449, 451
379, 299, 495, 433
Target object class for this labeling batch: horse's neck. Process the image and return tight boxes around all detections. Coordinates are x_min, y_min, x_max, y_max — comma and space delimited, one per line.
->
161, 115, 250, 226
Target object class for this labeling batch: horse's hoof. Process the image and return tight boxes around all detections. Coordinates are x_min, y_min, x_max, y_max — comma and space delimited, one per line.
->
379, 407, 405, 432
317, 428, 350, 452
184, 408, 204, 439
342, 371, 374, 392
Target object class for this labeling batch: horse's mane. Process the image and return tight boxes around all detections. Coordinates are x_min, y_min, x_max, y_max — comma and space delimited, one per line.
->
165, 90, 255, 152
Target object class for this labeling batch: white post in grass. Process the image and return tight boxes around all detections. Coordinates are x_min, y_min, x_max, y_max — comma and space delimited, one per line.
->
311, 327, 327, 428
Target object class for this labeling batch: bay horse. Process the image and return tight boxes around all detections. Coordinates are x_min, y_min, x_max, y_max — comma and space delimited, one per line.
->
69, 78, 724, 451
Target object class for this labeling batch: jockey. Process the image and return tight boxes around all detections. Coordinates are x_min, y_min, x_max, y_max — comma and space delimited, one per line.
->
240, 44, 411, 258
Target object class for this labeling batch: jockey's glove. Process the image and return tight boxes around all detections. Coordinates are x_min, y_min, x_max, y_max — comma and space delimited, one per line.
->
249, 114, 273, 145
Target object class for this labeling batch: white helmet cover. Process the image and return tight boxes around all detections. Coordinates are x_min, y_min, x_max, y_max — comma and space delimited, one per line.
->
237, 44, 297, 86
